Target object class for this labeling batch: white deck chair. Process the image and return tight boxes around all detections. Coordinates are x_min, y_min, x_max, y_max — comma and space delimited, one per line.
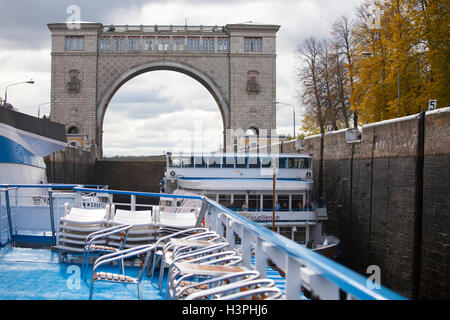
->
165, 251, 243, 299
157, 209, 198, 230
108, 207, 157, 248
173, 270, 260, 300
158, 236, 226, 292
184, 278, 277, 300
147, 227, 210, 282
56, 204, 110, 253
216, 287, 283, 300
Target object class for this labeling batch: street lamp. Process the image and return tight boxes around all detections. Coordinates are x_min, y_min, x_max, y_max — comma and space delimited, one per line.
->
274, 101, 296, 138
3, 79, 35, 106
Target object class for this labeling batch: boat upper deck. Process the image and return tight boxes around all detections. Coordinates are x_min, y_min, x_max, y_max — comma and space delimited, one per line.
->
0, 184, 406, 300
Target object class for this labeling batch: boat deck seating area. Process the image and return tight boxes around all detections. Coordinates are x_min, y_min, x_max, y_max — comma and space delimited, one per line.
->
0, 185, 407, 300
56, 202, 200, 256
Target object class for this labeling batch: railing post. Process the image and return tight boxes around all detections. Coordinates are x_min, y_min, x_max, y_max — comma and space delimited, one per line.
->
241, 227, 252, 268
4, 189, 14, 246
255, 237, 267, 278
226, 219, 235, 250
48, 190, 56, 246
285, 256, 302, 300
195, 198, 207, 227
131, 195, 136, 211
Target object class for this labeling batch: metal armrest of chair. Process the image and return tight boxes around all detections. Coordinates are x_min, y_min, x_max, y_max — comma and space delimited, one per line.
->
89, 243, 155, 300
174, 270, 260, 300
82, 224, 132, 278
216, 286, 283, 300
184, 278, 276, 300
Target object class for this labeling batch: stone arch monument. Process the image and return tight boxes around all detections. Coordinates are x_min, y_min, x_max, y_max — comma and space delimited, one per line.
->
48, 22, 280, 157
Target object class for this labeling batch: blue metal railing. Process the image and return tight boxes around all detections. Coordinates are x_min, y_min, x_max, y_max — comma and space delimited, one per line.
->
0, 185, 406, 300
0, 184, 109, 246
72, 187, 406, 300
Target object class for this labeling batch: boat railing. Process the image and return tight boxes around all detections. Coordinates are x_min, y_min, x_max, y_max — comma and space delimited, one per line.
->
71, 187, 405, 300
0, 184, 108, 246
0, 185, 406, 300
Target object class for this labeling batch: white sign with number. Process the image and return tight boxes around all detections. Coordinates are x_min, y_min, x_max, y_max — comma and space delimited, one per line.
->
429, 100, 437, 110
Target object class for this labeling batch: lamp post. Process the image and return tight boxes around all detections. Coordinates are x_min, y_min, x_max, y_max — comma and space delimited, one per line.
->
38, 102, 50, 118
274, 101, 296, 138
271, 160, 276, 232
3, 79, 35, 106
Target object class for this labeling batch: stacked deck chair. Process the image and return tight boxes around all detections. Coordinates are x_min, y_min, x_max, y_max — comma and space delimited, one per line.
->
108, 206, 158, 248
56, 203, 110, 254
157, 189, 202, 234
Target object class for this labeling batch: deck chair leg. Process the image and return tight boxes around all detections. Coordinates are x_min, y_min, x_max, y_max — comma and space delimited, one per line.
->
149, 253, 158, 282
158, 264, 165, 292
138, 283, 142, 300
89, 281, 94, 300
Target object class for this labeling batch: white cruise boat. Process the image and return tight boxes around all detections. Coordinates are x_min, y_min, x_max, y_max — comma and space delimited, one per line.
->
0, 107, 67, 195
161, 152, 340, 258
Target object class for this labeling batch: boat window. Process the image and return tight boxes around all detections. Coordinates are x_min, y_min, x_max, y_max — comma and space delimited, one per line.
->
260, 157, 272, 168
194, 156, 206, 168
287, 158, 300, 169
233, 194, 246, 209
207, 156, 221, 168
248, 194, 261, 210
262, 194, 273, 210
278, 195, 289, 210
279, 157, 287, 168
222, 156, 234, 168
182, 156, 193, 167
235, 156, 247, 168
248, 156, 260, 168
206, 194, 217, 201
300, 157, 311, 169
169, 156, 182, 167
292, 194, 304, 211
218, 194, 232, 208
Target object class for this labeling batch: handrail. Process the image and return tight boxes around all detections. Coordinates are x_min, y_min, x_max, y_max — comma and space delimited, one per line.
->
0, 184, 108, 189
204, 199, 406, 300
73, 187, 203, 200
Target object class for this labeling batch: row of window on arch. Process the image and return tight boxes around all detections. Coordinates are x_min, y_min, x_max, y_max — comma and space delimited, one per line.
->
65, 36, 263, 53
169, 156, 311, 169
206, 193, 308, 211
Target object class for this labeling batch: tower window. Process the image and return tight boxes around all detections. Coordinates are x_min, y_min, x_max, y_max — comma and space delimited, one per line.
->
244, 37, 262, 52
65, 36, 84, 51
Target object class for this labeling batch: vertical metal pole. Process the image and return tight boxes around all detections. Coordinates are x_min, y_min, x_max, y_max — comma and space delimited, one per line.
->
272, 167, 276, 232
4, 189, 14, 246
412, 111, 425, 299
48, 191, 56, 246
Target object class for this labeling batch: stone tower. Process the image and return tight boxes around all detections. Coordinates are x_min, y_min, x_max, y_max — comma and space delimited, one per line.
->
48, 22, 280, 157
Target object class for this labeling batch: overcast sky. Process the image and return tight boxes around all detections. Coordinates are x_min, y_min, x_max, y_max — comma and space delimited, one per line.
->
0, 0, 363, 156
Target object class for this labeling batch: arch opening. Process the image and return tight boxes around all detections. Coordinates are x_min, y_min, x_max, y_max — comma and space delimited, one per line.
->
98, 60, 230, 157
101, 70, 225, 157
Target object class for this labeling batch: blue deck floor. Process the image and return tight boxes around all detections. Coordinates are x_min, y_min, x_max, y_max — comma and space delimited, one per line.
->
0, 246, 165, 300
0, 246, 289, 300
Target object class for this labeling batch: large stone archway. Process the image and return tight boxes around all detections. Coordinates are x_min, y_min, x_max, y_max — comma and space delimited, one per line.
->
48, 22, 280, 157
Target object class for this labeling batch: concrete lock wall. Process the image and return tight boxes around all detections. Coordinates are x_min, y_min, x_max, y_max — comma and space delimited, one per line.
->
280, 108, 450, 299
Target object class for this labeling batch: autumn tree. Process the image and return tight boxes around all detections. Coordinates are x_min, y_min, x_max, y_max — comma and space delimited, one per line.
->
352, 0, 449, 123
297, 0, 449, 131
